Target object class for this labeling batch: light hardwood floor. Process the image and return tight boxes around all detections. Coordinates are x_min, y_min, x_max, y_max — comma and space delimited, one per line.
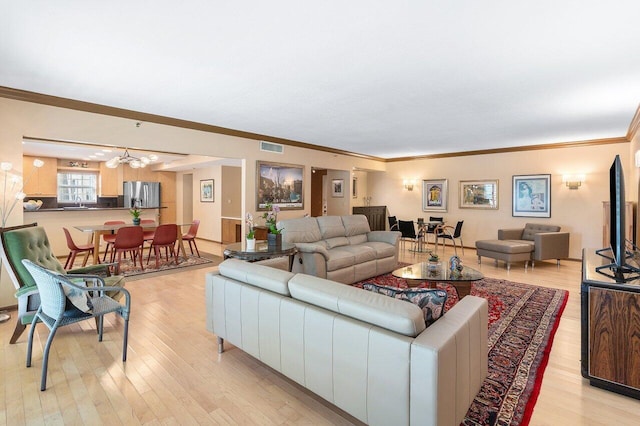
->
1, 239, 639, 425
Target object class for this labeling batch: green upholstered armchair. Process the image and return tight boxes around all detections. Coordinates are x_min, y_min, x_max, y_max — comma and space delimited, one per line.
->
0, 223, 125, 344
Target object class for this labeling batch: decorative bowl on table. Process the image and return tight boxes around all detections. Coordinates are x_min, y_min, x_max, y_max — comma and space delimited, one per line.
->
23, 200, 43, 211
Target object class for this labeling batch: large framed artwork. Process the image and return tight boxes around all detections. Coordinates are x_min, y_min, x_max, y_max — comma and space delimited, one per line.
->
512, 174, 551, 217
459, 180, 499, 209
256, 161, 304, 211
422, 179, 448, 212
200, 179, 214, 202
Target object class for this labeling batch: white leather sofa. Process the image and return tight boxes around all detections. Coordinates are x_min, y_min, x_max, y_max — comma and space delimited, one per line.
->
205, 259, 488, 426
278, 214, 401, 284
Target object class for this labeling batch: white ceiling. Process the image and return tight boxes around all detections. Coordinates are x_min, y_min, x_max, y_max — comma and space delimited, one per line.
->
3, 2, 640, 159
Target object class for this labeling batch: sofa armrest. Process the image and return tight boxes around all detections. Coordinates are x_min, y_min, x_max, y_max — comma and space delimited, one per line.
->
410, 296, 488, 425
367, 230, 401, 246
294, 242, 330, 259
498, 228, 524, 240
533, 232, 570, 260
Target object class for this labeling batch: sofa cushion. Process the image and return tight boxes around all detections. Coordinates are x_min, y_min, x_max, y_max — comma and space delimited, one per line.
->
347, 234, 368, 245
65, 278, 94, 312
522, 223, 561, 241
288, 274, 426, 337
340, 244, 376, 263
281, 217, 322, 244
325, 247, 356, 272
360, 241, 397, 258
341, 215, 371, 236
317, 216, 346, 239
325, 236, 350, 249
362, 283, 447, 326
219, 259, 293, 296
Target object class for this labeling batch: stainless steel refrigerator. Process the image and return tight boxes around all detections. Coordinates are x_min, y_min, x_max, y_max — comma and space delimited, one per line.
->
123, 181, 161, 208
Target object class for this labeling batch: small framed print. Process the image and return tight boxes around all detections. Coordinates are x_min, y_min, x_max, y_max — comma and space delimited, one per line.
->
200, 179, 214, 202
512, 174, 551, 217
459, 180, 499, 209
422, 179, 448, 212
332, 179, 344, 197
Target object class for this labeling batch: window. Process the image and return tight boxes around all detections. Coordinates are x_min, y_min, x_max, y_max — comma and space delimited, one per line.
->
57, 171, 98, 203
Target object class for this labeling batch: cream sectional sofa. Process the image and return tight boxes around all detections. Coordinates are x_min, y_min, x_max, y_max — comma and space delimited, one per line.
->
278, 214, 401, 284
205, 259, 488, 426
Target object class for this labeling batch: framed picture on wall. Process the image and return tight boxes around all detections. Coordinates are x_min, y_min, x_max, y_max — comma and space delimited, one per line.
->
256, 161, 304, 210
512, 174, 551, 217
422, 179, 448, 212
352, 177, 358, 198
332, 179, 344, 197
200, 179, 214, 202
459, 180, 499, 209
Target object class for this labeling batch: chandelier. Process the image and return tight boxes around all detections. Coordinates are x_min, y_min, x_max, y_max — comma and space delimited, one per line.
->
105, 148, 158, 169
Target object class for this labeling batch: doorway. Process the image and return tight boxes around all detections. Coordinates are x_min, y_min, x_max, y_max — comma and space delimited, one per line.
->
310, 169, 327, 217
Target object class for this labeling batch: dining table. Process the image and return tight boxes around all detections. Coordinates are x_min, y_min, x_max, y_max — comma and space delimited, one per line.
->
74, 222, 190, 265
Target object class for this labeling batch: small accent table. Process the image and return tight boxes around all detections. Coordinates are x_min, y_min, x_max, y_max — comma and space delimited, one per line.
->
223, 240, 298, 272
392, 262, 484, 298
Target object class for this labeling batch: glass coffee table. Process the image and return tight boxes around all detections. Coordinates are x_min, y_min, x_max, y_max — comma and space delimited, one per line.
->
392, 261, 484, 298
223, 240, 298, 271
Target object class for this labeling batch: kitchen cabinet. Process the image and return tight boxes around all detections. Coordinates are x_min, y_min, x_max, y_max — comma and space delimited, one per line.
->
23, 155, 58, 196
99, 162, 120, 196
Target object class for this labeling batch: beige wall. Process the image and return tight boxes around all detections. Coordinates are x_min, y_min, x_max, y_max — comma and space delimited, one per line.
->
0, 97, 383, 306
0, 95, 637, 307
221, 166, 241, 218
373, 143, 633, 260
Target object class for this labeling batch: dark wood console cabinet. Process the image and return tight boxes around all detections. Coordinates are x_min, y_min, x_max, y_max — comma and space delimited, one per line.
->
353, 206, 387, 231
581, 249, 640, 400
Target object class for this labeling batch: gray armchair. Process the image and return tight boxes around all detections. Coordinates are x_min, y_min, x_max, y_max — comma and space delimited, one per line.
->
498, 223, 570, 264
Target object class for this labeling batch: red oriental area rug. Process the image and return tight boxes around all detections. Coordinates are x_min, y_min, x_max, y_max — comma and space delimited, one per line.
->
354, 271, 568, 426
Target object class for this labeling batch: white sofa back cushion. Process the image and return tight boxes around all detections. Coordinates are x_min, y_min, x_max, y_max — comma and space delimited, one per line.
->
317, 216, 347, 239
219, 259, 293, 296
281, 217, 322, 243
288, 273, 427, 337
341, 215, 371, 236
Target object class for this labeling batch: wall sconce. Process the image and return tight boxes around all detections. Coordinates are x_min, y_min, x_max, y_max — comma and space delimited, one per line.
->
562, 174, 585, 190
403, 179, 415, 191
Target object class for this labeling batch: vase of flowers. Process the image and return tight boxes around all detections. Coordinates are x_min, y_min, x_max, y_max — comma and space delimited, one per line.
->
130, 207, 142, 225
262, 202, 282, 247
246, 212, 256, 250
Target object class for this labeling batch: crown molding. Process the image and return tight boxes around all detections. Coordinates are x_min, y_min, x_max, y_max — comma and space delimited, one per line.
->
626, 103, 640, 141
385, 137, 629, 162
0, 85, 631, 164
0, 86, 384, 162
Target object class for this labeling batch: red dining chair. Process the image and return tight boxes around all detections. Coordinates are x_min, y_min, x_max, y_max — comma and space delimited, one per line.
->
146, 224, 178, 268
110, 226, 145, 271
180, 219, 201, 257
62, 227, 95, 269
140, 219, 156, 248
102, 220, 125, 261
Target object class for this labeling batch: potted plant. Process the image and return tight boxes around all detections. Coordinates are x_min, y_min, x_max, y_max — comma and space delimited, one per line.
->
130, 207, 142, 225
245, 212, 256, 250
261, 202, 282, 247
428, 253, 440, 270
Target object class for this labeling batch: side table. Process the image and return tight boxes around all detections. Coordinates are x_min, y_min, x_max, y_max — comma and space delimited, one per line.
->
223, 240, 297, 272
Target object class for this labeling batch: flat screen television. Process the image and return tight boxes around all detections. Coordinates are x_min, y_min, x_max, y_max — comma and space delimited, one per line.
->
596, 155, 640, 281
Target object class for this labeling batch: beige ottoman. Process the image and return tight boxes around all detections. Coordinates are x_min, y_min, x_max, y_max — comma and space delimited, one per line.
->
475, 239, 534, 270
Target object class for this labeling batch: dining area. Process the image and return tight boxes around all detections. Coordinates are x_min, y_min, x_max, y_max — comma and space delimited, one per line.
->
65, 220, 201, 272
389, 215, 465, 255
